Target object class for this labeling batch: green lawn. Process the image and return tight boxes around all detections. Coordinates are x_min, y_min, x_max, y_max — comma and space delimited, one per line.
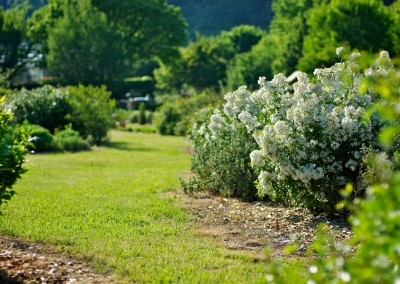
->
1, 131, 298, 283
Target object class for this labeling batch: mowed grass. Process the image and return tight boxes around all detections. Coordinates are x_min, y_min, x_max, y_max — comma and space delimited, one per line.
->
1, 131, 299, 283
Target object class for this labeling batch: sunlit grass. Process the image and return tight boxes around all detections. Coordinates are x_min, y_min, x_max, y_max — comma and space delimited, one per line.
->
1, 131, 302, 283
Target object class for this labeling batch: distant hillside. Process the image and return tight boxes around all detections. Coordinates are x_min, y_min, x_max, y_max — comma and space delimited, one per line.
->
1, 0, 46, 9
1, 0, 272, 40
169, 0, 273, 39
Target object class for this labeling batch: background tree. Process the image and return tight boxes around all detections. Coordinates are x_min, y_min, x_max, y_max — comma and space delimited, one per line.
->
225, 35, 274, 91
26, 0, 65, 68
221, 25, 266, 54
46, 0, 123, 86
0, 6, 30, 85
155, 26, 266, 93
298, 0, 400, 72
267, 0, 315, 75
182, 34, 235, 91
27, 0, 187, 88
91, 0, 187, 65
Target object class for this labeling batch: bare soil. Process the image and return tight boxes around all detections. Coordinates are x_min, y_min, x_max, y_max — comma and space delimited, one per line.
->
0, 191, 353, 283
176, 191, 352, 259
0, 236, 115, 283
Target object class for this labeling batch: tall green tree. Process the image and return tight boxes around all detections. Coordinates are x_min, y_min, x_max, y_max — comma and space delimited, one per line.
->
267, 0, 315, 75
225, 35, 274, 91
47, 0, 123, 85
221, 25, 266, 54
91, 0, 187, 65
27, 0, 187, 86
26, 0, 64, 68
182, 34, 235, 91
0, 6, 30, 85
155, 25, 265, 93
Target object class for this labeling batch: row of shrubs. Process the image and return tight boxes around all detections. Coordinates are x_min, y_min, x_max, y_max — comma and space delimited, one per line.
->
4, 84, 116, 148
115, 104, 154, 126
15, 122, 91, 152
183, 50, 399, 213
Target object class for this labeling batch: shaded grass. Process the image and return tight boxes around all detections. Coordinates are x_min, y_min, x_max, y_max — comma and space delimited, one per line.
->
1, 131, 303, 283
116, 123, 157, 134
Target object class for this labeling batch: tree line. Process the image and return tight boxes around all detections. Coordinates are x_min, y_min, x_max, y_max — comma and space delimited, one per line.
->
0, 0, 399, 97
157, 0, 400, 93
0, 0, 186, 92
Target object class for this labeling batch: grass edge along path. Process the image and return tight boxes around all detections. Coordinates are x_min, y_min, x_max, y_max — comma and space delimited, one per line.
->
1, 131, 302, 283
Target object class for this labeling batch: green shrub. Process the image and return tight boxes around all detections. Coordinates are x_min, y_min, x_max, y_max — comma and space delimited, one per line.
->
154, 103, 182, 135
0, 97, 29, 212
14, 122, 55, 152
113, 108, 130, 126
128, 110, 153, 125
183, 87, 259, 200
65, 85, 116, 145
155, 89, 223, 136
53, 127, 90, 152
138, 102, 147, 125
5, 86, 71, 133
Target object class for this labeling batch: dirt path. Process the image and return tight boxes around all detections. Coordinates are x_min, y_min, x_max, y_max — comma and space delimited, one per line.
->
176, 192, 352, 258
0, 236, 115, 283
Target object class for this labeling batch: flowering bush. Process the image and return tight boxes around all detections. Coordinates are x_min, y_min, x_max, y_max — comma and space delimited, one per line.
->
183, 86, 259, 200
265, 52, 400, 284
233, 50, 393, 212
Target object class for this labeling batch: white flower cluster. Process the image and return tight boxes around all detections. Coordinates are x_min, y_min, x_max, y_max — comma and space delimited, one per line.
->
235, 51, 392, 197
191, 86, 258, 143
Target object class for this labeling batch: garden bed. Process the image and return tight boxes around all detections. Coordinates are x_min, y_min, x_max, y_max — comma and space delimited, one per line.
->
176, 192, 352, 258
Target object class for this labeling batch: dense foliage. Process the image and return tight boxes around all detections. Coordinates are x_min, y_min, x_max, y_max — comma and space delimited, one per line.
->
5, 85, 115, 146
0, 97, 29, 212
155, 89, 223, 136
6, 85, 71, 132
298, 0, 400, 73
26, 0, 187, 88
227, 0, 400, 90
47, 0, 122, 86
183, 88, 259, 200
0, 6, 30, 85
154, 25, 266, 93
64, 85, 115, 145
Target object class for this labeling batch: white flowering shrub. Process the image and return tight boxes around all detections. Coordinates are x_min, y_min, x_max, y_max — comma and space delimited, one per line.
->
265, 54, 400, 284
237, 51, 391, 212
182, 86, 259, 200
